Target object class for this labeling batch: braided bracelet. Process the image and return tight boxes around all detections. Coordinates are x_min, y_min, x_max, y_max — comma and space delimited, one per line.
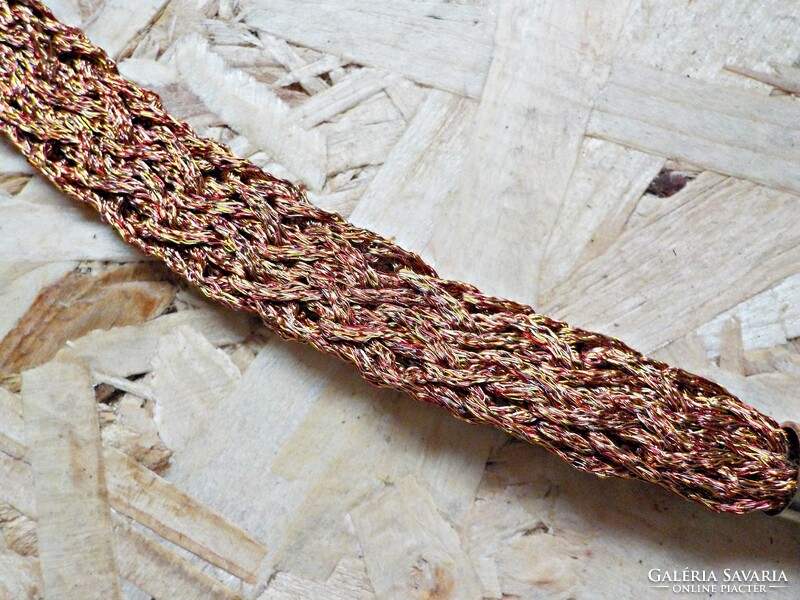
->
1, 0, 798, 519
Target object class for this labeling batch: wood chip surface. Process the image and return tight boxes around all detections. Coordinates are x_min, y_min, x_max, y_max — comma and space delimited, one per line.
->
2, 1, 800, 598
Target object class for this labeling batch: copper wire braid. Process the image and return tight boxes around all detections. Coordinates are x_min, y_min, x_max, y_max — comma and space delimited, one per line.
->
0, 0, 797, 515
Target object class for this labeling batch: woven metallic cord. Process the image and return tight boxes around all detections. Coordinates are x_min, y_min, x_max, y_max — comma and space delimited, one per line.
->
0, 0, 796, 514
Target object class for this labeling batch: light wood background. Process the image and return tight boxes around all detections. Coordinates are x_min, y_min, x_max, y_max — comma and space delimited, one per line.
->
2, 1, 800, 598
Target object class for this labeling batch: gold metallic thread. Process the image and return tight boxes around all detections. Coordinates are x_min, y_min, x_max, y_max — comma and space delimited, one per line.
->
0, 0, 796, 514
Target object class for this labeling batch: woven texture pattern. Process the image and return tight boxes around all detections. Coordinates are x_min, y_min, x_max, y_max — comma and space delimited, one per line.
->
0, 0, 796, 514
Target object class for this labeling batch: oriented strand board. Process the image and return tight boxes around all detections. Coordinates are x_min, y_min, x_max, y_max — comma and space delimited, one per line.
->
427, 0, 632, 303
3, 1, 800, 598
538, 139, 663, 291
244, 0, 495, 98
588, 60, 800, 194
542, 179, 800, 353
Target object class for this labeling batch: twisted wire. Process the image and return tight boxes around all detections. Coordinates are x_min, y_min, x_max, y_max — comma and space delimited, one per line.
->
0, 0, 796, 514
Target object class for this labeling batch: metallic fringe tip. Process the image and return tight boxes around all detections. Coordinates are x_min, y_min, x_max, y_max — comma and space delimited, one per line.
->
0, 0, 797, 515
771, 422, 800, 522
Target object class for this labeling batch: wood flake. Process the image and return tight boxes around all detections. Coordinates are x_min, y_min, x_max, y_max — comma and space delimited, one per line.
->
258, 557, 374, 600
351, 90, 474, 257
269, 377, 494, 579
351, 476, 481, 599
256, 32, 329, 95
244, 0, 495, 98
384, 78, 427, 123
542, 178, 800, 353
0, 551, 41, 600
718, 317, 746, 376
0, 262, 78, 350
0, 264, 174, 377
0, 450, 36, 520
149, 325, 241, 471
321, 94, 408, 177
427, 0, 632, 304
587, 61, 800, 195
289, 68, 393, 129
272, 55, 344, 90
22, 360, 121, 600
745, 346, 800, 378
0, 502, 37, 557
538, 138, 663, 291
165, 341, 342, 574
172, 35, 327, 189
0, 386, 26, 461
724, 64, 800, 96
2, 386, 266, 589
696, 272, 800, 358
0, 198, 143, 262
104, 447, 267, 583
117, 57, 179, 89
616, 1, 800, 83
59, 306, 252, 378
84, 0, 170, 59
112, 515, 242, 600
